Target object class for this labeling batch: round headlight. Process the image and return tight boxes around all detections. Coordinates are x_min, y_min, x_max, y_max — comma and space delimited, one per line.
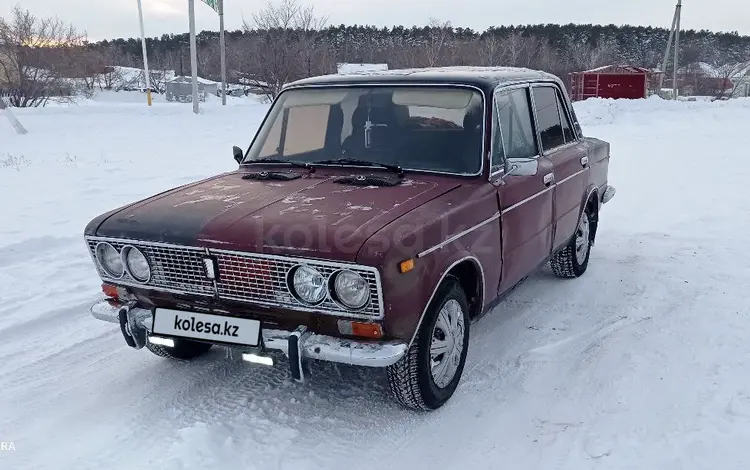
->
333, 270, 370, 309
95, 242, 124, 278
123, 246, 151, 283
290, 265, 327, 305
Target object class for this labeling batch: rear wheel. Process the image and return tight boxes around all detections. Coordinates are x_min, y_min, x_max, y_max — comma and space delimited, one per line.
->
387, 277, 470, 411
551, 208, 593, 278
145, 336, 213, 360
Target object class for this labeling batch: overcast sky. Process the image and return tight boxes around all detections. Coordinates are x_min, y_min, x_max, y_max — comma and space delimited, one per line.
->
3, 0, 749, 40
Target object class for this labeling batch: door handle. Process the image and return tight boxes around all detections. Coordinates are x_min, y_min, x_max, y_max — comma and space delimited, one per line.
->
581, 156, 589, 167
543, 173, 554, 186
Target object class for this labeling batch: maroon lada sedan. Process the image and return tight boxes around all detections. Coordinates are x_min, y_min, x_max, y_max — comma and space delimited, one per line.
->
84, 66, 615, 410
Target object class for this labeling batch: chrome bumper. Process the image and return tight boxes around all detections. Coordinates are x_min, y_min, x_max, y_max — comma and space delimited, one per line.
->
602, 185, 616, 204
90, 300, 407, 372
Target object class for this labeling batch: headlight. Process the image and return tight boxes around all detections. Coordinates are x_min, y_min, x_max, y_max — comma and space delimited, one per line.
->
333, 270, 370, 309
123, 246, 151, 283
290, 265, 327, 305
95, 242, 124, 278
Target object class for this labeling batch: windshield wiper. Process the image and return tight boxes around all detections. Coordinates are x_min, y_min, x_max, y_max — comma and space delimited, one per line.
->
244, 158, 313, 170
311, 158, 404, 177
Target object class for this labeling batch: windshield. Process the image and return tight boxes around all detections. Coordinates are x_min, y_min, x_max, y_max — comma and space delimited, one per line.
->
243, 86, 485, 175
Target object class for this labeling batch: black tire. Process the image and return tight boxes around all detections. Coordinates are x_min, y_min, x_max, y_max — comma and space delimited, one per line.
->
145, 336, 213, 360
551, 208, 593, 278
387, 277, 470, 411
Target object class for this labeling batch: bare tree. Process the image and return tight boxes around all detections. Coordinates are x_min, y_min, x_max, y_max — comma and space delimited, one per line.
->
424, 18, 452, 67
239, 0, 326, 100
0, 4, 86, 107
565, 38, 618, 71
478, 34, 500, 66
97, 46, 125, 90
713, 61, 750, 99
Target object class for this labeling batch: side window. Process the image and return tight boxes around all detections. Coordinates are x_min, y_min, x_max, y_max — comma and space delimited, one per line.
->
495, 88, 538, 164
556, 89, 575, 143
532, 86, 565, 152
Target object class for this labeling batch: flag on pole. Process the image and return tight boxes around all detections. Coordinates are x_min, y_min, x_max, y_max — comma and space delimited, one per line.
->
200, 0, 220, 13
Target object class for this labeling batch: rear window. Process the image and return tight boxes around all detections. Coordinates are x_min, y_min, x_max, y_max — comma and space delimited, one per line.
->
245, 86, 485, 175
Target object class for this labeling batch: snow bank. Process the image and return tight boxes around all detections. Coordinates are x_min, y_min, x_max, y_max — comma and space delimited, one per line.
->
575, 95, 750, 126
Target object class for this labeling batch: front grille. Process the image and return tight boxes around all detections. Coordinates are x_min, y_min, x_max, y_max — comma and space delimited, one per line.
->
86, 238, 214, 296
213, 250, 383, 318
86, 237, 384, 319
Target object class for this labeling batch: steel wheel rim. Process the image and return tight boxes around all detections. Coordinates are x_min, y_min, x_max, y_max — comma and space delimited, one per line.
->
575, 213, 590, 265
430, 299, 465, 389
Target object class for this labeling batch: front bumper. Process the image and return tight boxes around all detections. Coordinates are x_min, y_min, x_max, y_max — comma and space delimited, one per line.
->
91, 299, 407, 379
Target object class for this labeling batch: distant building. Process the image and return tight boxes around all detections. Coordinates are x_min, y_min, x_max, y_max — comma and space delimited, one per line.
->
569, 65, 661, 101
165, 76, 219, 103
336, 63, 389, 75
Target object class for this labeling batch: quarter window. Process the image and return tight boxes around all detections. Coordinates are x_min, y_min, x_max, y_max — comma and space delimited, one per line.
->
532, 86, 566, 152
494, 88, 538, 166
490, 107, 505, 172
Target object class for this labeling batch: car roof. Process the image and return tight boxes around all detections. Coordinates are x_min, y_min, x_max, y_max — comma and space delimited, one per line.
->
285, 66, 563, 94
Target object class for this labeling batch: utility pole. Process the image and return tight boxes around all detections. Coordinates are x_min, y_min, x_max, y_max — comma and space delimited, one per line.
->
137, 0, 152, 106
219, 0, 227, 105
660, 0, 682, 100
188, 0, 200, 114
659, 5, 678, 93
673, 0, 682, 100
0, 98, 28, 134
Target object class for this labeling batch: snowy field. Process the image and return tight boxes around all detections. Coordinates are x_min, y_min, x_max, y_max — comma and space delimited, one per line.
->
2, 92, 750, 469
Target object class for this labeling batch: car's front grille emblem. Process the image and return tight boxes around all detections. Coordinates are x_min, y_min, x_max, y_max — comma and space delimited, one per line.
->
203, 257, 217, 280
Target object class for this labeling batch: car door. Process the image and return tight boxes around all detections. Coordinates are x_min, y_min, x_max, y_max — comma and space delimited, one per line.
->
490, 85, 555, 294
530, 85, 590, 251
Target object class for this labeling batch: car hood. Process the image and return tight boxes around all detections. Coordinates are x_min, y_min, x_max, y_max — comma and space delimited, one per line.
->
93, 170, 460, 262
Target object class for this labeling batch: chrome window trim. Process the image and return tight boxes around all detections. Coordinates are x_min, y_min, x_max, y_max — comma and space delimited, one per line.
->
552, 86, 579, 143
85, 235, 385, 320
529, 83, 581, 156
500, 186, 554, 215
489, 84, 544, 180
407, 255, 486, 350
416, 211, 501, 259
243, 82, 488, 179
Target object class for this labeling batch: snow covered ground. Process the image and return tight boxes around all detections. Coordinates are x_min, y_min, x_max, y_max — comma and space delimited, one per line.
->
2, 92, 750, 469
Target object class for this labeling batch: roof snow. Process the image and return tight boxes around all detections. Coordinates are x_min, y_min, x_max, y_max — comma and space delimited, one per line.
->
336, 63, 389, 75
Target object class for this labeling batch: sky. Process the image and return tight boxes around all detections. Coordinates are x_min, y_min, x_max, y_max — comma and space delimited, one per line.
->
2, 0, 749, 41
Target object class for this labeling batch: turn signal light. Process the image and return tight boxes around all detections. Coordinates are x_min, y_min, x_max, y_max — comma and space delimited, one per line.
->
338, 320, 383, 339
399, 258, 415, 273
102, 283, 119, 299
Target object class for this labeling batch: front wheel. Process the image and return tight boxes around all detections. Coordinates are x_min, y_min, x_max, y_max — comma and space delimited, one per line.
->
387, 277, 470, 411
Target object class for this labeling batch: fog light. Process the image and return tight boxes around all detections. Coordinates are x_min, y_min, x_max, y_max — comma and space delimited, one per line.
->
148, 336, 174, 347
242, 353, 274, 366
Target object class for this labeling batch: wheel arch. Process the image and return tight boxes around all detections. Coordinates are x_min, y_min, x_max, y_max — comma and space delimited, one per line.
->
581, 185, 600, 242
407, 255, 485, 350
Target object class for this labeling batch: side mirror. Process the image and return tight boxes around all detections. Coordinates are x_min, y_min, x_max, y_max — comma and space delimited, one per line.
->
496, 158, 538, 185
233, 145, 244, 164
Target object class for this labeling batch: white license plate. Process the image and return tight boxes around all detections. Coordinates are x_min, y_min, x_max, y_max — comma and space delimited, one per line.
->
153, 308, 261, 346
